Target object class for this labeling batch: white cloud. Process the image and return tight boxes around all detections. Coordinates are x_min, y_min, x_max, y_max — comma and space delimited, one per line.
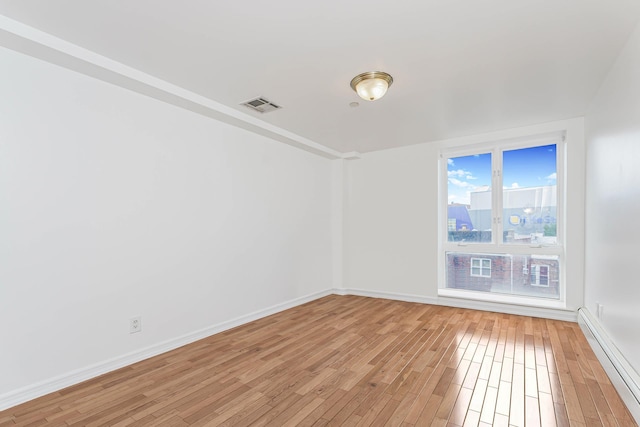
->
447, 159, 454, 166
447, 169, 478, 182
447, 169, 467, 177
448, 194, 457, 203
449, 178, 470, 188
503, 182, 520, 189
546, 172, 557, 180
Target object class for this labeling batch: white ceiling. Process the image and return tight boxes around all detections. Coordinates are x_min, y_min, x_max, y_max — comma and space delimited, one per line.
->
0, 0, 639, 154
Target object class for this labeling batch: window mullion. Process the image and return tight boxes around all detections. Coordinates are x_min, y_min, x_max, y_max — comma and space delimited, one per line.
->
492, 149, 503, 245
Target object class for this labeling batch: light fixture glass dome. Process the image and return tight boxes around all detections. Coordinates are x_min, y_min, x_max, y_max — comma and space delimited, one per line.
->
350, 71, 393, 101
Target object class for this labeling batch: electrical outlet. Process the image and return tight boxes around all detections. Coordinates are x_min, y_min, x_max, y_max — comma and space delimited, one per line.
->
130, 316, 142, 334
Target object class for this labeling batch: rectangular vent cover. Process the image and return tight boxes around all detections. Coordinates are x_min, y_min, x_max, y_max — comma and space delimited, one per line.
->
241, 97, 282, 113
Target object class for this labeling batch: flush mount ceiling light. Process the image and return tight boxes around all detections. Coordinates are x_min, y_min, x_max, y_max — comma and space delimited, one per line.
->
350, 71, 393, 101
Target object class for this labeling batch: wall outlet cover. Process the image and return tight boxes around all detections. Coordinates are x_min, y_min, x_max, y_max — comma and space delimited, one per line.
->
130, 316, 142, 334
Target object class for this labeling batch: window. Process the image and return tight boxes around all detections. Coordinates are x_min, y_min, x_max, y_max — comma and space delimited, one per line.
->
531, 265, 550, 286
440, 135, 564, 302
470, 258, 491, 277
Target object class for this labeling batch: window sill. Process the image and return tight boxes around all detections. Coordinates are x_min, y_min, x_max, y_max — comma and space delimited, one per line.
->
438, 288, 568, 311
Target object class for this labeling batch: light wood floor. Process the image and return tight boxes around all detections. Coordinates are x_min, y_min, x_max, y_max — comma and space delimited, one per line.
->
0, 295, 636, 426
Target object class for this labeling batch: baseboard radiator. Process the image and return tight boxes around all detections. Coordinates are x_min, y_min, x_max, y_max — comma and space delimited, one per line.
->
577, 307, 640, 423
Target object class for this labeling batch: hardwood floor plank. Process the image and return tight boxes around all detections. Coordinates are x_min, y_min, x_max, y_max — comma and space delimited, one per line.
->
435, 381, 462, 421
463, 409, 480, 427
353, 392, 392, 426
525, 366, 538, 398
211, 393, 271, 426
365, 396, 401, 427
263, 392, 323, 427
487, 360, 502, 388
554, 401, 571, 427
536, 363, 552, 395
525, 395, 541, 427
560, 378, 587, 424
493, 413, 510, 427
383, 390, 417, 427
0, 295, 635, 426
0, 416, 15, 426
510, 362, 526, 427
477, 355, 493, 382
468, 378, 488, 413
414, 394, 442, 426
297, 389, 346, 426
539, 391, 557, 427
574, 381, 600, 421
500, 357, 514, 383
479, 385, 498, 425
281, 397, 324, 427
448, 386, 473, 426
216, 395, 273, 427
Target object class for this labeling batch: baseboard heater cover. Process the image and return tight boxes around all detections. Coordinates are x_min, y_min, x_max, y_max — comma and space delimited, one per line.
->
577, 307, 640, 423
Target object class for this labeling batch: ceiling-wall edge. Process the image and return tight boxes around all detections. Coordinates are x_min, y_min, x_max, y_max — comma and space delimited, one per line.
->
0, 15, 344, 160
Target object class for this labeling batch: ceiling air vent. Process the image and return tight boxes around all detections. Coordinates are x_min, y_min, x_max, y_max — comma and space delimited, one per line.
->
241, 97, 282, 113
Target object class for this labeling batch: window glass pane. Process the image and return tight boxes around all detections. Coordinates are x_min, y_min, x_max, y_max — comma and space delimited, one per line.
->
532, 265, 550, 286
446, 252, 560, 299
502, 144, 557, 245
447, 153, 492, 243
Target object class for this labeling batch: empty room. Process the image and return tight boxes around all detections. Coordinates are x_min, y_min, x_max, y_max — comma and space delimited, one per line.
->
1, 1, 639, 426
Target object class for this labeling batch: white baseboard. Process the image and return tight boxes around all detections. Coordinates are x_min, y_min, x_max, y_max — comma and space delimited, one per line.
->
336, 288, 577, 322
0, 289, 333, 411
578, 308, 640, 423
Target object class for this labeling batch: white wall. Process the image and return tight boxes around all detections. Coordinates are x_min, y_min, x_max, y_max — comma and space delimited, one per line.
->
344, 142, 439, 296
584, 21, 640, 377
343, 118, 585, 317
0, 46, 333, 398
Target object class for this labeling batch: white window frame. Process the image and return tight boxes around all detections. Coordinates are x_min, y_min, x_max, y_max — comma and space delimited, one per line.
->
470, 257, 491, 277
438, 133, 566, 307
531, 265, 550, 287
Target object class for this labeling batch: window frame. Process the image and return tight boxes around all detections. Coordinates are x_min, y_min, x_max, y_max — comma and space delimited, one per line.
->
438, 133, 566, 306
470, 257, 492, 277
530, 264, 550, 287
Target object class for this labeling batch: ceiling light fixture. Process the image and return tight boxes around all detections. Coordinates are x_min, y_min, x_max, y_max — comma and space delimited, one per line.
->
350, 71, 393, 101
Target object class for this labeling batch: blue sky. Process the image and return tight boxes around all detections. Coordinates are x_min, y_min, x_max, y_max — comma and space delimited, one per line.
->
447, 144, 557, 205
